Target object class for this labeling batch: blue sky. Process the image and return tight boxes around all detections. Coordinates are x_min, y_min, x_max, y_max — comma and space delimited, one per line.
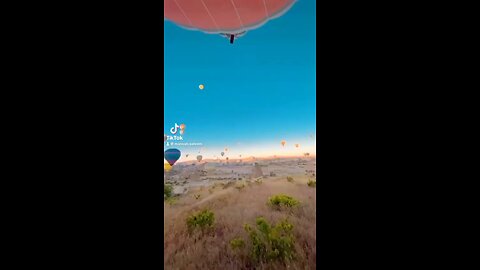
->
164, 0, 316, 160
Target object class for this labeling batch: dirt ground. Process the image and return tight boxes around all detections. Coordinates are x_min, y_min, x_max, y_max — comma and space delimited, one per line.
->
164, 173, 316, 270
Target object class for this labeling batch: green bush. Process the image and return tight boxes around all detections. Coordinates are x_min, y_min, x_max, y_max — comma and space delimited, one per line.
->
165, 197, 177, 206
286, 176, 294, 182
243, 217, 296, 262
164, 184, 173, 200
307, 179, 316, 187
268, 194, 300, 208
186, 209, 215, 233
230, 238, 245, 250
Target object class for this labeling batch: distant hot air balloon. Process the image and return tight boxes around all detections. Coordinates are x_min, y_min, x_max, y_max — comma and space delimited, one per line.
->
164, 163, 172, 172
221, 152, 225, 157
199, 84, 204, 90
179, 124, 186, 135
186, 154, 189, 158
164, 148, 181, 166
295, 144, 300, 148
239, 155, 242, 158
225, 148, 228, 152
164, 0, 296, 44
197, 155, 203, 162
281, 140, 286, 147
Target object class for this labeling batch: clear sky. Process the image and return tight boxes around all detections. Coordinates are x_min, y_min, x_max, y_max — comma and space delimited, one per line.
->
164, 0, 316, 162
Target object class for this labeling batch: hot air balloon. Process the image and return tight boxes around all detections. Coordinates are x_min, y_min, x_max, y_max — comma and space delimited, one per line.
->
164, 163, 172, 172
295, 144, 300, 148
225, 148, 228, 152
164, 148, 181, 166
197, 155, 203, 162
164, 0, 296, 44
221, 152, 225, 157
186, 154, 189, 158
281, 140, 286, 147
180, 124, 186, 135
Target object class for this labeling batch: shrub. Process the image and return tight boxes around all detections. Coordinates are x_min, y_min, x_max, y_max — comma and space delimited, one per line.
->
223, 182, 235, 189
243, 217, 296, 262
186, 209, 215, 233
287, 176, 294, 182
165, 197, 177, 206
307, 179, 316, 187
235, 183, 246, 191
268, 194, 300, 208
194, 194, 201, 200
230, 238, 245, 250
255, 178, 263, 184
164, 184, 173, 200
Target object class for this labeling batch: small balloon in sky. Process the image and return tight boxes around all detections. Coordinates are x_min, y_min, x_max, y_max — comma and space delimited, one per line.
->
199, 84, 204, 90
164, 148, 181, 166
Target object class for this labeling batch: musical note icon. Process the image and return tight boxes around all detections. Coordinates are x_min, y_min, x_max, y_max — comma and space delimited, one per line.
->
170, 123, 180, 134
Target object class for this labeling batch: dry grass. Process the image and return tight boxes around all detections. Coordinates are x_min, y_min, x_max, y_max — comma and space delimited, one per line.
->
164, 177, 316, 270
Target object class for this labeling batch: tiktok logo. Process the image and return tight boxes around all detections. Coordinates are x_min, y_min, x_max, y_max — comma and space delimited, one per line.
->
170, 123, 186, 135
170, 123, 180, 134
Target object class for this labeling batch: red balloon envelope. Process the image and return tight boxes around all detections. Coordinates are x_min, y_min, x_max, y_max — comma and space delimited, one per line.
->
164, 0, 296, 43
